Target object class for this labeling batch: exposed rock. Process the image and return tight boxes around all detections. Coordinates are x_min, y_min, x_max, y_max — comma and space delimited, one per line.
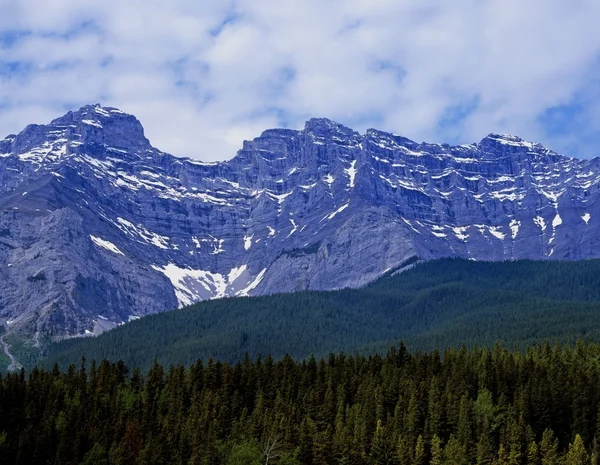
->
0, 104, 598, 340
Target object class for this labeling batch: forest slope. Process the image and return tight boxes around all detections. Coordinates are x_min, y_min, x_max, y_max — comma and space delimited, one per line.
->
43, 258, 600, 371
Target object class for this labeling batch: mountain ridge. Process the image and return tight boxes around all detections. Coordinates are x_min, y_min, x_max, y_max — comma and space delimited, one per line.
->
1, 104, 599, 342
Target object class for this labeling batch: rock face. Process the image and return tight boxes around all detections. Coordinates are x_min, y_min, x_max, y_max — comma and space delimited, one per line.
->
1, 104, 599, 341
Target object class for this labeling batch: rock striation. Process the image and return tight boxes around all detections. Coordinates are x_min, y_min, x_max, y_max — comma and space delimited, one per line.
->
1, 104, 599, 340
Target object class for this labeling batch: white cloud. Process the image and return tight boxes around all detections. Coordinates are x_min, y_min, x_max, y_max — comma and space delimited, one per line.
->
1, 0, 600, 160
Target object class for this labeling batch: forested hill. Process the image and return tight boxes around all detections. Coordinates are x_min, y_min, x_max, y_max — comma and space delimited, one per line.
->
44, 259, 600, 371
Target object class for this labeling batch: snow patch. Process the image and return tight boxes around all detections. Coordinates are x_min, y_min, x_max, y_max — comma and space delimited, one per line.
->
209, 236, 225, 254
344, 160, 357, 188
93, 106, 111, 117
488, 226, 505, 240
401, 218, 421, 234
452, 226, 469, 241
237, 268, 267, 296
152, 263, 227, 307
552, 213, 562, 229
90, 235, 124, 255
228, 265, 248, 283
548, 214, 562, 245
266, 190, 293, 204
152, 263, 265, 307
533, 216, 547, 232
509, 219, 520, 239
116, 217, 170, 249
323, 202, 350, 221
82, 119, 102, 129
287, 219, 298, 237
243, 234, 253, 251
582, 213, 591, 224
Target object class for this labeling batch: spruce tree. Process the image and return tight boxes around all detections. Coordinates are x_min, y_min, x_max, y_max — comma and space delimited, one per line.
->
414, 435, 426, 465
539, 429, 559, 465
565, 435, 589, 465
430, 435, 443, 465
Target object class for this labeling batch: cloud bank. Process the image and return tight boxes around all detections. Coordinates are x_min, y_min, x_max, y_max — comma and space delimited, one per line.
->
1, 0, 600, 160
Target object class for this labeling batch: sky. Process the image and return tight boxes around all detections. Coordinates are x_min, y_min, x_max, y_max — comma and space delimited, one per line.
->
1, 0, 600, 161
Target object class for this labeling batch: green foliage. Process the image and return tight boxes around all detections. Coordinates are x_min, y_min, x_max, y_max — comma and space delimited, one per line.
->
279, 453, 301, 465
227, 440, 262, 465
565, 435, 588, 465
430, 435, 443, 465
3, 332, 41, 369
80, 443, 109, 465
527, 441, 540, 465
2, 343, 600, 463
44, 258, 600, 371
0, 351, 10, 373
540, 429, 559, 465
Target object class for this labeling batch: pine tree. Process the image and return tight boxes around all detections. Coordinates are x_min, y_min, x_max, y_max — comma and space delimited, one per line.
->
406, 391, 421, 441
508, 418, 523, 465
474, 389, 496, 436
444, 435, 468, 465
456, 393, 473, 450
539, 429, 559, 465
313, 426, 333, 465
396, 434, 414, 465
526, 441, 539, 465
372, 420, 395, 465
414, 435, 426, 465
477, 431, 495, 465
426, 377, 443, 439
497, 444, 510, 465
297, 418, 315, 465
430, 435, 442, 465
565, 435, 589, 465
80, 443, 109, 465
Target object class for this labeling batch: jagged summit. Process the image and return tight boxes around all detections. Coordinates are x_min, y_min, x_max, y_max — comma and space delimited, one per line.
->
50, 103, 126, 123
0, 105, 598, 343
479, 132, 542, 151
2, 104, 562, 166
0, 104, 153, 167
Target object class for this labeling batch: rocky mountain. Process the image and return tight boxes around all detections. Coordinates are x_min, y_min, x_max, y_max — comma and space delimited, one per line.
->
1, 104, 599, 342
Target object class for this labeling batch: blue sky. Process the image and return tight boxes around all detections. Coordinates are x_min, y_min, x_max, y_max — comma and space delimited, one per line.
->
1, 0, 600, 161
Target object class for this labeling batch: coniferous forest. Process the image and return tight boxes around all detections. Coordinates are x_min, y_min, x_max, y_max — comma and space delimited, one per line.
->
44, 259, 600, 371
4, 259, 600, 464
2, 342, 600, 464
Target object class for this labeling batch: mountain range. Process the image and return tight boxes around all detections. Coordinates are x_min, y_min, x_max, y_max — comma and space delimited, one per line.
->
1, 104, 599, 342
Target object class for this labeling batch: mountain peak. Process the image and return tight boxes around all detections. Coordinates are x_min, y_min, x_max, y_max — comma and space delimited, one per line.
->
480, 132, 539, 150
0, 104, 154, 165
49, 104, 126, 126
48, 104, 151, 155
304, 118, 360, 138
